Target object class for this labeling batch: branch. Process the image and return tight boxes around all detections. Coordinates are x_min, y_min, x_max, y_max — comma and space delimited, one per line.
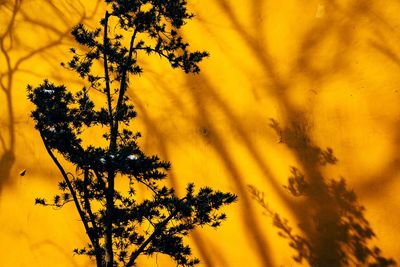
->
102, 11, 114, 131
37, 198, 74, 209
125, 213, 176, 267
102, 21, 139, 267
113, 26, 138, 138
125, 197, 186, 267
134, 47, 184, 69
103, 11, 119, 267
0, 132, 6, 150
38, 130, 98, 257
83, 168, 103, 265
137, 179, 160, 196
93, 169, 107, 190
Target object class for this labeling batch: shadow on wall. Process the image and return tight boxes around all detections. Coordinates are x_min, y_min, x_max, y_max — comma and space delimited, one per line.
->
128, 88, 230, 267
30, 239, 94, 267
0, 0, 101, 194
128, 0, 400, 260
122, 0, 400, 266
181, 0, 400, 265
249, 119, 396, 267
1, 0, 400, 266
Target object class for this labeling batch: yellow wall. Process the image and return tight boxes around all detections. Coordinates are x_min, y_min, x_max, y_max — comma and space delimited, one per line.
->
1, 0, 400, 266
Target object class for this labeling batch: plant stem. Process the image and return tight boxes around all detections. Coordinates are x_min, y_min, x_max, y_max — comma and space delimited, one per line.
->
103, 10, 114, 267
83, 168, 103, 266
39, 131, 100, 265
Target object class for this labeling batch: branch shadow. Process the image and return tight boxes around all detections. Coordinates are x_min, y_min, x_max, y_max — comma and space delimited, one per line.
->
1, 0, 399, 266
184, 0, 400, 265
249, 119, 396, 266
127, 78, 230, 267
0, 0, 101, 194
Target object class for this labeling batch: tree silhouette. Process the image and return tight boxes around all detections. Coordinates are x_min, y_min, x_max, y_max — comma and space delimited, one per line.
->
27, 1, 236, 267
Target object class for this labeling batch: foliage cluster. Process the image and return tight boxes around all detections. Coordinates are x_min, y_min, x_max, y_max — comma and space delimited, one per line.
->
27, 1, 236, 267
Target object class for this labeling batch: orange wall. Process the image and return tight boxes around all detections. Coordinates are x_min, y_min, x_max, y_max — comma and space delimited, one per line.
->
1, 0, 400, 266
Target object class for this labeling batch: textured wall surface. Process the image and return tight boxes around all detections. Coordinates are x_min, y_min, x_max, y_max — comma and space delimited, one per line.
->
1, 0, 400, 266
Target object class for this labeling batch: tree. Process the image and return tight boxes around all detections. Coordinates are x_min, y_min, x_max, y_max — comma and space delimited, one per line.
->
27, 1, 237, 266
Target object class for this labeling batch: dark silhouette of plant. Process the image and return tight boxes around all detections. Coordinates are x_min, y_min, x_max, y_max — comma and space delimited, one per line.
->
27, 1, 237, 267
